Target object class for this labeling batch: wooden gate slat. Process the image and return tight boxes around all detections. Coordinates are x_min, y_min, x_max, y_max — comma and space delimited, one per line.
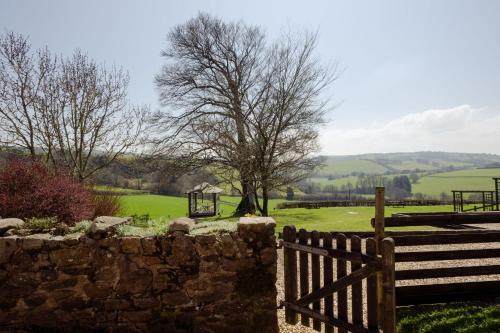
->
323, 233, 334, 333
283, 241, 377, 263
297, 263, 377, 306
283, 225, 298, 324
366, 238, 378, 331
311, 231, 321, 331
351, 236, 363, 327
337, 233, 348, 333
298, 229, 310, 326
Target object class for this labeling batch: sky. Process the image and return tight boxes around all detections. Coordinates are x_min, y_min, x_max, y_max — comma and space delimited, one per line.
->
1, 0, 499, 155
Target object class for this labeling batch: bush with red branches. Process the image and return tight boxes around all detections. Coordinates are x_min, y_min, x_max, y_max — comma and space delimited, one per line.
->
0, 159, 93, 225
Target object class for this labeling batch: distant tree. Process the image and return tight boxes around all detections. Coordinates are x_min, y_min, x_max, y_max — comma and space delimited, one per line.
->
286, 186, 295, 200
409, 173, 419, 184
388, 175, 412, 199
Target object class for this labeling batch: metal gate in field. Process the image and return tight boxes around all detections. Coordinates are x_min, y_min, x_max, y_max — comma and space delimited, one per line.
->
282, 226, 396, 333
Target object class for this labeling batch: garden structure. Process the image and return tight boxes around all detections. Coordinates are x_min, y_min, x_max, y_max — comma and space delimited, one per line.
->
186, 182, 223, 218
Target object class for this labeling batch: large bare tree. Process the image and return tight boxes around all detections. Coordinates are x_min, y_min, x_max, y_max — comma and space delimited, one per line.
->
0, 32, 148, 181
155, 14, 335, 216
250, 32, 336, 215
154, 13, 265, 215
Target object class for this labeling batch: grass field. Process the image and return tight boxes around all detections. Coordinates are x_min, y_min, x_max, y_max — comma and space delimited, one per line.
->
413, 168, 500, 197
121, 194, 453, 232
317, 158, 389, 176
397, 302, 500, 333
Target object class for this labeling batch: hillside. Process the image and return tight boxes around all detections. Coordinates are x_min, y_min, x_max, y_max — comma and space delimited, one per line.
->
316, 152, 500, 176
302, 152, 500, 200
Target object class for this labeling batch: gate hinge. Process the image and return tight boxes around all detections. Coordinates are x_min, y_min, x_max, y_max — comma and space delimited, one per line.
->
277, 300, 285, 309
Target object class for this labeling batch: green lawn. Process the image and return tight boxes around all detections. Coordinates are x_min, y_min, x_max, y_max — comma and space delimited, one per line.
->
397, 303, 500, 333
121, 194, 453, 232
413, 168, 500, 197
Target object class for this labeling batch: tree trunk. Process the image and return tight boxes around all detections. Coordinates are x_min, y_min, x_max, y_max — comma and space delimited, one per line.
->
262, 185, 269, 217
235, 181, 256, 216
254, 189, 263, 215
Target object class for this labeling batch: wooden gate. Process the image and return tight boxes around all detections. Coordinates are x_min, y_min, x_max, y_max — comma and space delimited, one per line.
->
282, 226, 396, 333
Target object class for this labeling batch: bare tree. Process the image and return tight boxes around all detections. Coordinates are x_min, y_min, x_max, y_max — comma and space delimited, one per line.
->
47, 51, 148, 181
154, 13, 265, 215
0, 32, 148, 181
250, 32, 335, 215
0, 32, 51, 156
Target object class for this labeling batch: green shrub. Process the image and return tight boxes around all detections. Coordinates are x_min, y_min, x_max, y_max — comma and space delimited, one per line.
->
23, 217, 58, 230
116, 216, 169, 237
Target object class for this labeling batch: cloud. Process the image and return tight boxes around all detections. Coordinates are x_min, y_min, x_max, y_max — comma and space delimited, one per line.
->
320, 105, 500, 155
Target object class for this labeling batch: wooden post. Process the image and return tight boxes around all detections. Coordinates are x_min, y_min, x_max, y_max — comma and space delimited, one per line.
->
188, 193, 192, 217
298, 229, 310, 326
374, 186, 385, 326
382, 238, 396, 333
311, 231, 321, 331
495, 178, 499, 211
283, 226, 298, 324
366, 238, 378, 331
336, 233, 347, 333
323, 233, 334, 333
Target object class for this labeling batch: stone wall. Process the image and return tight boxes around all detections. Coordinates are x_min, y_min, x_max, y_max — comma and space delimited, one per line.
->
0, 217, 277, 333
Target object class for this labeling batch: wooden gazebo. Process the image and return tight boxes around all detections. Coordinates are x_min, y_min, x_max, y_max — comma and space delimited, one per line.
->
186, 182, 223, 218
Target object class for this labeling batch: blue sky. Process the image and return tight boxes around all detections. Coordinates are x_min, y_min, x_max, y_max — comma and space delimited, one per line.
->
1, 0, 499, 154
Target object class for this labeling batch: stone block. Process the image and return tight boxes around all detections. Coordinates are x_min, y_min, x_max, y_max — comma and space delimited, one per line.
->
121, 237, 142, 254
168, 217, 195, 233
237, 217, 276, 236
0, 218, 24, 235
88, 216, 132, 239
0, 237, 18, 264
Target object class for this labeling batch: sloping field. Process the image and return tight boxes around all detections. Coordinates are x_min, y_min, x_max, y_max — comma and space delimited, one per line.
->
317, 158, 389, 176
413, 168, 500, 197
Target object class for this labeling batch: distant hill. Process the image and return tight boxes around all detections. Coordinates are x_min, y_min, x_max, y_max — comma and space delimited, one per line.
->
316, 152, 500, 176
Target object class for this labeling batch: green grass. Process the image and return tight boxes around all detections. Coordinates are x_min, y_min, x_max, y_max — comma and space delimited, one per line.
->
270, 205, 452, 232
413, 168, 500, 197
397, 303, 500, 333
121, 193, 452, 232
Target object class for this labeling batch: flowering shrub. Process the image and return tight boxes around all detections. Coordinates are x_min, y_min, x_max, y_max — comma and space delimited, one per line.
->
0, 159, 93, 225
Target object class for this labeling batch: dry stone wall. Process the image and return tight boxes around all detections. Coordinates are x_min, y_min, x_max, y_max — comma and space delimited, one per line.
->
0, 217, 278, 333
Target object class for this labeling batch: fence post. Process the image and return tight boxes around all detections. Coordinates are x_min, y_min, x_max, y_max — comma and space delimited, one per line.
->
283, 225, 298, 324
382, 238, 396, 333
374, 186, 385, 326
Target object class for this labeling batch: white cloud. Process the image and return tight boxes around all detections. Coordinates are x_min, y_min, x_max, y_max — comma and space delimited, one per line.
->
320, 105, 500, 155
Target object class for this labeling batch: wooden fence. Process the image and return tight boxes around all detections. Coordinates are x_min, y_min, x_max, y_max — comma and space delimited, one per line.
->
282, 226, 396, 333
372, 188, 500, 306
277, 199, 446, 210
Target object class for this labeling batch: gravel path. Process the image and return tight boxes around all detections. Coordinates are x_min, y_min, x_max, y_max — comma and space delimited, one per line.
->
276, 235, 500, 333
